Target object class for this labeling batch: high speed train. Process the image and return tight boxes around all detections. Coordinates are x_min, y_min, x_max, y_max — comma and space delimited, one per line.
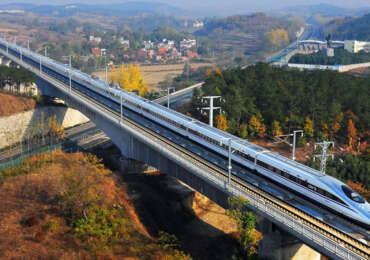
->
1, 39, 369, 228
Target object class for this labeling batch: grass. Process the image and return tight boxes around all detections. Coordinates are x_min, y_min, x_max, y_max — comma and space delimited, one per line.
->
92, 62, 214, 91
0, 92, 37, 117
0, 150, 192, 259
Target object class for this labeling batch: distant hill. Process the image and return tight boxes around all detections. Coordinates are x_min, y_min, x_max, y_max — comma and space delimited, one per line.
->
272, 4, 370, 19
323, 13, 370, 41
195, 13, 304, 56
0, 2, 188, 17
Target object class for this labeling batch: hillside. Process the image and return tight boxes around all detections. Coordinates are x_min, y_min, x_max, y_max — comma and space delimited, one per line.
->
0, 151, 192, 259
184, 64, 369, 190
195, 13, 304, 59
323, 13, 370, 41
273, 4, 370, 19
0, 2, 188, 17
0, 93, 36, 117
187, 64, 369, 147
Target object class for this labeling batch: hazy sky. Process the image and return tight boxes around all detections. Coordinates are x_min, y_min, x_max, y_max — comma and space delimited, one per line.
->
2, 0, 370, 15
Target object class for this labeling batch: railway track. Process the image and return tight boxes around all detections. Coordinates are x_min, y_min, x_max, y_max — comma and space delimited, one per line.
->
66, 79, 370, 260
4, 49, 370, 260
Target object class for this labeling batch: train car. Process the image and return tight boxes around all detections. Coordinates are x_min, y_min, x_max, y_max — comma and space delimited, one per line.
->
1, 39, 369, 227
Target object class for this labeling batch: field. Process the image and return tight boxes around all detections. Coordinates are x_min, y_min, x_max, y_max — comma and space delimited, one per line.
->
93, 62, 214, 91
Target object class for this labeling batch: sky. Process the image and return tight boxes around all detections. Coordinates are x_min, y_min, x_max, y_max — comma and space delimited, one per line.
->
2, 0, 370, 15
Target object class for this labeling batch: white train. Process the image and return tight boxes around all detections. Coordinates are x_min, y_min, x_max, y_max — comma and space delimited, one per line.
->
1, 39, 369, 228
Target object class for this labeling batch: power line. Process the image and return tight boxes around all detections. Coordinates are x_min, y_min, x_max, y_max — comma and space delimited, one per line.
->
274, 130, 303, 161
313, 141, 334, 174
200, 96, 222, 127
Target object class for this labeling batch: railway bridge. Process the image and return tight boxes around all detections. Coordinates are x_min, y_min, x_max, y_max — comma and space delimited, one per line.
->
0, 38, 368, 260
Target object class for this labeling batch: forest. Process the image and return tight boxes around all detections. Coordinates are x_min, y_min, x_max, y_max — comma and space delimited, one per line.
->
323, 13, 370, 41
186, 63, 369, 189
191, 63, 369, 143
308, 153, 369, 191
290, 48, 370, 65
0, 66, 36, 87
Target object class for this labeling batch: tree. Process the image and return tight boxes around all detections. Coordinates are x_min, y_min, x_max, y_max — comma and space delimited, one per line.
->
216, 114, 228, 131
303, 117, 314, 138
109, 63, 148, 96
331, 112, 343, 137
347, 119, 357, 149
248, 115, 266, 138
47, 115, 65, 143
240, 124, 248, 139
271, 120, 282, 137
226, 196, 262, 258
264, 29, 289, 50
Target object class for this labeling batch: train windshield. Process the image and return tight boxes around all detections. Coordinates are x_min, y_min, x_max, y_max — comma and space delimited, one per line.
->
342, 185, 365, 204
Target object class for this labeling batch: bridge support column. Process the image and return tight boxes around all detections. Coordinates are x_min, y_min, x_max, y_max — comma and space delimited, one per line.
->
258, 218, 321, 260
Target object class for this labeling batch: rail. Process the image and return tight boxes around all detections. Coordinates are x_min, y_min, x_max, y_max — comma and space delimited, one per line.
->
1, 47, 369, 260
153, 82, 203, 104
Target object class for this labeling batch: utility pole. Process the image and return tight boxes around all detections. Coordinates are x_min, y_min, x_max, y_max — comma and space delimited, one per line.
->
274, 130, 303, 161
105, 66, 108, 84
313, 141, 334, 174
69, 56, 72, 92
227, 138, 235, 185
201, 96, 221, 127
27, 40, 30, 50
120, 94, 123, 123
167, 87, 175, 109
292, 130, 303, 161
44, 46, 48, 57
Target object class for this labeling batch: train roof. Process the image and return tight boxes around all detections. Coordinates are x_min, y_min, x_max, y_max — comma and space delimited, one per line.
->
2, 38, 327, 181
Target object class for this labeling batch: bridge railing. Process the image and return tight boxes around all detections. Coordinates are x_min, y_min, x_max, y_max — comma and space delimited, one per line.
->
0, 43, 368, 260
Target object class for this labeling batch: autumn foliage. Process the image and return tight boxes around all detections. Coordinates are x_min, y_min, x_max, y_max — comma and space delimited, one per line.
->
109, 63, 148, 96
347, 119, 357, 150
226, 196, 262, 258
347, 181, 370, 202
216, 114, 228, 131
0, 93, 36, 117
264, 29, 289, 48
0, 151, 191, 259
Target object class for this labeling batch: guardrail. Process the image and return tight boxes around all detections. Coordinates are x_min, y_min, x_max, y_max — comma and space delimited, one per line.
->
154, 82, 203, 105
1, 46, 368, 260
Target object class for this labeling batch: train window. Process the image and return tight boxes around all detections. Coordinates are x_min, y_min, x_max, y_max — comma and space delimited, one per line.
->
342, 185, 365, 204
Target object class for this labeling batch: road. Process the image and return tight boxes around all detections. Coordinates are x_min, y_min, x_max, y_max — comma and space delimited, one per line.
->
0, 121, 109, 168
153, 82, 203, 108
264, 24, 318, 64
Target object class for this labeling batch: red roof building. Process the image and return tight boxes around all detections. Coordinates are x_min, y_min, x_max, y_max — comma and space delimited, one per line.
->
137, 49, 148, 58
91, 47, 102, 56
186, 50, 198, 58
158, 47, 168, 55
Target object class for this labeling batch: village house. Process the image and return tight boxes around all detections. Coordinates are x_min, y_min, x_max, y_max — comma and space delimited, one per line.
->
180, 39, 196, 51
91, 47, 102, 56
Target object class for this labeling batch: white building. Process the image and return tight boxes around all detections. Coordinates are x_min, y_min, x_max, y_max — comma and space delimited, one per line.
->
119, 37, 130, 47
193, 20, 204, 28
344, 40, 370, 53
143, 41, 154, 50
89, 36, 102, 44
180, 39, 196, 51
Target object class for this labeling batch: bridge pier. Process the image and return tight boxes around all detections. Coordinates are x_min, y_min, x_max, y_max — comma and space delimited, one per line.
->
258, 218, 321, 260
